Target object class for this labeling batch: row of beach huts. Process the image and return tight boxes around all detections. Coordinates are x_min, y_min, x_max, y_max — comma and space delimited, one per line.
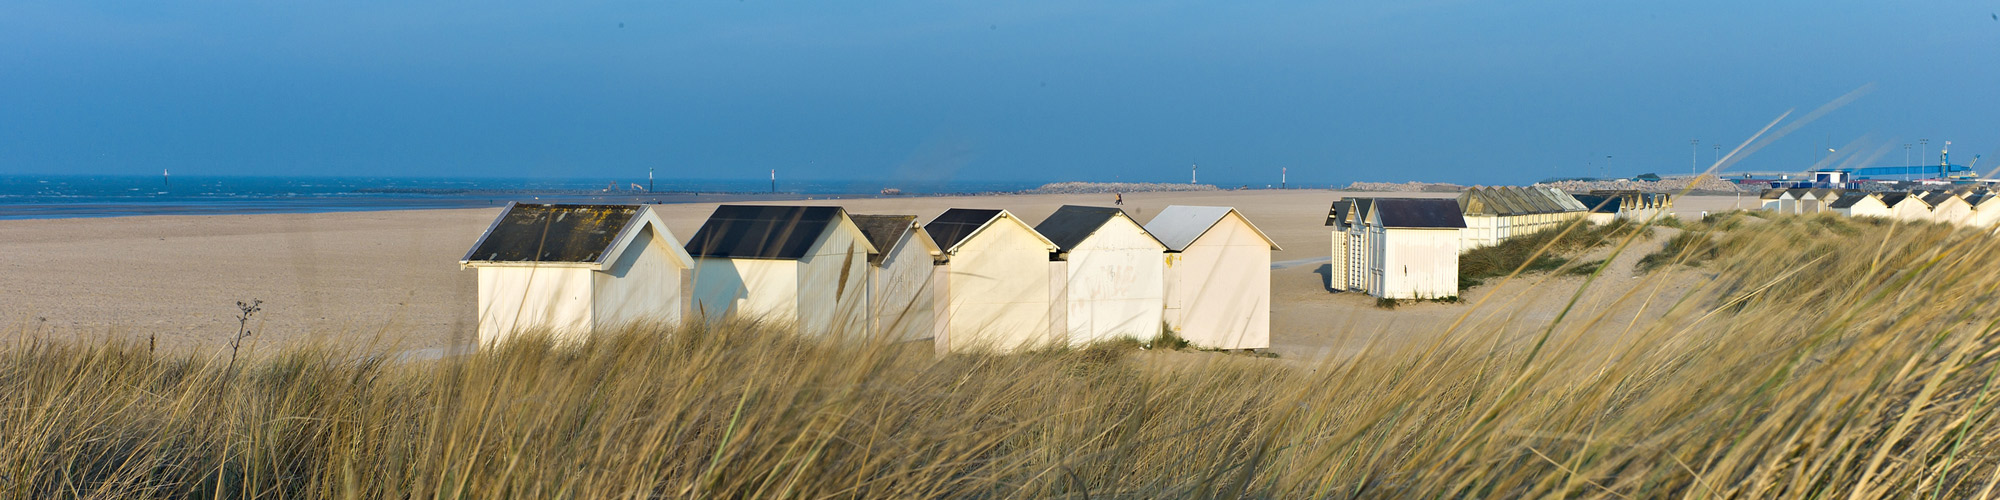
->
1325, 187, 1671, 300
1760, 188, 2000, 227
459, 203, 1278, 353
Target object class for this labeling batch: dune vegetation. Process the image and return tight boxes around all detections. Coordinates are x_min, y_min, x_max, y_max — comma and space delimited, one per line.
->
7, 212, 2000, 498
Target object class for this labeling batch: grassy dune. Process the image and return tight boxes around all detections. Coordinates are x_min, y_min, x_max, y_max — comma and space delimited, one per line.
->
7, 212, 2000, 498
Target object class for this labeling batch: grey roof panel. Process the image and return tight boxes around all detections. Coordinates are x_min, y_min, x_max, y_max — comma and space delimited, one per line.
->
925, 209, 1004, 252
850, 214, 916, 264
1371, 198, 1468, 228
1828, 192, 1873, 209
1035, 205, 1130, 251
465, 204, 639, 264
1922, 191, 1958, 206
686, 205, 843, 259
1572, 194, 1621, 213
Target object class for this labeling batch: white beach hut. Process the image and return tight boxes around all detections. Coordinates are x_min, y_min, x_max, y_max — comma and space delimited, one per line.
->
1035, 205, 1168, 346
1883, 193, 1932, 222
1965, 193, 2000, 228
926, 209, 1062, 352
1758, 189, 1788, 212
1923, 192, 1972, 225
1363, 199, 1467, 300
1145, 206, 1280, 350
850, 215, 943, 342
684, 205, 878, 336
461, 203, 695, 345
1830, 192, 1890, 218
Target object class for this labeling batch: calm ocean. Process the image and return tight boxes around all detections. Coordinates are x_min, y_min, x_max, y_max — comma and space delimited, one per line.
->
0, 176, 1041, 220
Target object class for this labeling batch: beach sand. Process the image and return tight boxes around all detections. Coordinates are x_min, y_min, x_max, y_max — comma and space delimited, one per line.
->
0, 190, 1740, 358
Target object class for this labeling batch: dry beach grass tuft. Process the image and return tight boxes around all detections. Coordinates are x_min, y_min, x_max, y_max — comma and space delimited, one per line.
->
5, 213, 2000, 498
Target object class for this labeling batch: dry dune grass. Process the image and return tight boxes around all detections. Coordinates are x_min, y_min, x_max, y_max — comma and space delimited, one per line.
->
6, 212, 2000, 498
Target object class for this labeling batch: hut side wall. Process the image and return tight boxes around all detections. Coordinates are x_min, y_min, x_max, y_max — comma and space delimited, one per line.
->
591, 226, 686, 330
941, 220, 1055, 351
1377, 228, 1461, 299
796, 223, 872, 337
476, 266, 595, 345
1460, 215, 1500, 250
690, 258, 800, 328
1329, 229, 1349, 291
870, 231, 936, 342
1164, 213, 1271, 350
1845, 198, 1891, 218
1061, 218, 1167, 346
1931, 198, 1972, 225
1971, 202, 2000, 228
1890, 201, 1931, 222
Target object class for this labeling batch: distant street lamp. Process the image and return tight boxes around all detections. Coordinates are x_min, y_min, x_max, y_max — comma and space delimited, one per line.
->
1713, 144, 1721, 169
1690, 139, 1700, 176
1921, 139, 1930, 181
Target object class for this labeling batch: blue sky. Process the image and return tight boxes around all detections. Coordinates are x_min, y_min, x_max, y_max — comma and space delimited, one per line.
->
2, 1, 1997, 186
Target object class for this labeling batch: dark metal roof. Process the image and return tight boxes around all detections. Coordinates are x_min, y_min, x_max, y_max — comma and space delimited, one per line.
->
1034, 206, 1135, 251
685, 205, 844, 260
1326, 200, 1348, 227
1828, 192, 1873, 209
850, 214, 915, 264
925, 209, 1004, 252
465, 204, 639, 264
1922, 191, 1959, 207
1371, 198, 1467, 228
1878, 192, 1911, 206
1759, 188, 1788, 200
1572, 194, 1621, 213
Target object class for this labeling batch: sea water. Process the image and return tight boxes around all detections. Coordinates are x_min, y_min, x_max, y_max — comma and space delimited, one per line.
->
0, 175, 1040, 220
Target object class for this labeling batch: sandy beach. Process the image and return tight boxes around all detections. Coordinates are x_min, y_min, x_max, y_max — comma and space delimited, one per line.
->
0, 190, 1744, 357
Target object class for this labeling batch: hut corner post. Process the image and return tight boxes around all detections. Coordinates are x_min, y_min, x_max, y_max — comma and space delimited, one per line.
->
931, 263, 951, 356
1048, 260, 1068, 346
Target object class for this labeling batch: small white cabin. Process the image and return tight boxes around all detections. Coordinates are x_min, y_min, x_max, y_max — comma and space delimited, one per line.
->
685, 205, 878, 336
1035, 205, 1168, 346
461, 203, 695, 345
1924, 192, 1972, 225
1830, 192, 1890, 218
1146, 206, 1280, 350
926, 209, 1062, 352
851, 215, 943, 342
1758, 189, 1789, 213
1363, 199, 1466, 300
1966, 193, 2000, 228
1883, 193, 1932, 222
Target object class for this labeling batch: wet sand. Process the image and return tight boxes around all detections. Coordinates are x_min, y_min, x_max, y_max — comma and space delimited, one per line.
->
0, 191, 1734, 357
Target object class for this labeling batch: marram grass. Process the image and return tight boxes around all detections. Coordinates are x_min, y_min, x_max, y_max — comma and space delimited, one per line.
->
5, 213, 2000, 498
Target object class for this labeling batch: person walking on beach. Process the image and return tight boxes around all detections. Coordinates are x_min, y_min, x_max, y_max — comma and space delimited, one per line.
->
1115, 192, 1123, 205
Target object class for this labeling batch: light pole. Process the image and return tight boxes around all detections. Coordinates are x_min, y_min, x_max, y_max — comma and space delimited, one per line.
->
1690, 139, 1699, 176
1920, 139, 1929, 181
1604, 155, 1612, 180
1713, 144, 1721, 169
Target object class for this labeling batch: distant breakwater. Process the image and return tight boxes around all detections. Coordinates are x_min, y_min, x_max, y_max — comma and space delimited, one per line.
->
1020, 182, 1220, 194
